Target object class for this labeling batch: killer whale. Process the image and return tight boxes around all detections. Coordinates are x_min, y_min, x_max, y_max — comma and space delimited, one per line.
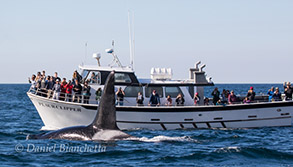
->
27, 71, 131, 141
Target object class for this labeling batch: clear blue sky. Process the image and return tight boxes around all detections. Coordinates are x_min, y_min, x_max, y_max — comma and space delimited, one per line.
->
1, 0, 292, 83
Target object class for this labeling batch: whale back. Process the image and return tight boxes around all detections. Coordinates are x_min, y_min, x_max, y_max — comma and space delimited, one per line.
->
91, 71, 119, 130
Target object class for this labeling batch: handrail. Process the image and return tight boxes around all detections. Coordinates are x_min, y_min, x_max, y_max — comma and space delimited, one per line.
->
27, 87, 289, 107
27, 87, 99, 104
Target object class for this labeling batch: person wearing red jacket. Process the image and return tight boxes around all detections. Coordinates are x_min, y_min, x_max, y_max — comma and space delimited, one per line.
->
64, 80, 73, 102
60, 78, 67, 101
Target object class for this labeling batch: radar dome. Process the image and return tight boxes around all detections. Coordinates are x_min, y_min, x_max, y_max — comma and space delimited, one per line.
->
92, 53, 101, 59
105, 48, 114, 54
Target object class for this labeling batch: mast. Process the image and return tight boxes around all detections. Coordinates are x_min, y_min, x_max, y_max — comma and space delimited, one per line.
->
84, 41, 88, 65
132, 12, 135, 70
128, 10, 135, 70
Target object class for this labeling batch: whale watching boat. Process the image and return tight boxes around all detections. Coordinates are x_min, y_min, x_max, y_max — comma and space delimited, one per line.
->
27, 45, 293, 130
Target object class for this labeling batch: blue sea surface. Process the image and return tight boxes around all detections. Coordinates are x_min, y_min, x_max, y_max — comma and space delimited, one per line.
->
0, 84, 292, 167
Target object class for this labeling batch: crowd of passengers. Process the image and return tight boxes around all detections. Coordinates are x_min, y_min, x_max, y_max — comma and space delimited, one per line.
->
29, 70, 93, 104
29, 71, 293, 106
142, 82, 293, 107
209, 87, 256, 106
208, 82, 293, 106
28, 70, 188, 106
140, 82, 293, 107
111, 89, 186, 107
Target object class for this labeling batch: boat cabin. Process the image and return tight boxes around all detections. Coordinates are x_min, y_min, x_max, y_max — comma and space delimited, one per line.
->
78, 62, 214, 106
79, 65, 139, 85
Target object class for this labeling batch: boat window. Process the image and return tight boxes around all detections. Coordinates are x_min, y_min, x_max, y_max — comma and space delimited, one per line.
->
124, 86, 143, 97
145, 87, 163, 97
165, 86, 183, 98
188, 86, 194, 98
115, 73, 132, 83
81, 70, 89, 80
88, 71, 101, 85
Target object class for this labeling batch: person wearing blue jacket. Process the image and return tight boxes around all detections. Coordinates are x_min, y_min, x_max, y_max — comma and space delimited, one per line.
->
267, 87, 274, 102
149, 90, 160, 106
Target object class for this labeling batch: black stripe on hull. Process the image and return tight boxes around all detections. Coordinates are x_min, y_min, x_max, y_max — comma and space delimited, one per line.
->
192, 123, 198, 128
221, 122, 227, 128
160, 123, 167, 130
206, 123, 211, 128
180, 124, 185, 129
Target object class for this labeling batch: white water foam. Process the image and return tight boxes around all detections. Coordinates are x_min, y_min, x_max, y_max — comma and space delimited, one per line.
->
124, 135, 198, 143
62, 134, 91, 141
214, 146, 241, 153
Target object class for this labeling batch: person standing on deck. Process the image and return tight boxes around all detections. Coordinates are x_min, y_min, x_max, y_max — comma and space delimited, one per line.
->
52, 72, 61, 84
283, 82, 293, 90
64, 80, 73, 102
60, 78, 67, 101
72, 70, 82, 85
246, 87, 256, 102
41, 70, 46, 79
52, 79, 61, 100
175, 93, 185, 106
149, 90, 160, 106
95, 88, 102, 104
28, 74, 37, 90
136, 92, 144, 106
39, 75, 47, 97
284, 83, 293, 100
272, 87, 282, 101
221, 89, 228, 104
116, 87, 125, 106
82, 81, 91, 104
267, 87, 274, 102
211, 87, 220, 105
193, 92, 200, 105
73, 80, 82, 103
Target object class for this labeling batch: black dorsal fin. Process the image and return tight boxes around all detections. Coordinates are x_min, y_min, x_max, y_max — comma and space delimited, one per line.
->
91, 71, 119, 130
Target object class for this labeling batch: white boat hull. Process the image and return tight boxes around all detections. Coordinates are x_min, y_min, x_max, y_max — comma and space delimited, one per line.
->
28, 93, 293, 130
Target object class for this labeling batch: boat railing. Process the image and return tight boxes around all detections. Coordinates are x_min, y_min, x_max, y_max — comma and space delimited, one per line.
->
27, 87, 100, 105
27, 87, 289, 107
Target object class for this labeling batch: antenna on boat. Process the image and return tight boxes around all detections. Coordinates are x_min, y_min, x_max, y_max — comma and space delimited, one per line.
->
84, 41, 88, 65
128, 10, 135, 70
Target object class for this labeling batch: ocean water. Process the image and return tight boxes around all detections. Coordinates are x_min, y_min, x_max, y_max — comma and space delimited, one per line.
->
0, 84, 292, 167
